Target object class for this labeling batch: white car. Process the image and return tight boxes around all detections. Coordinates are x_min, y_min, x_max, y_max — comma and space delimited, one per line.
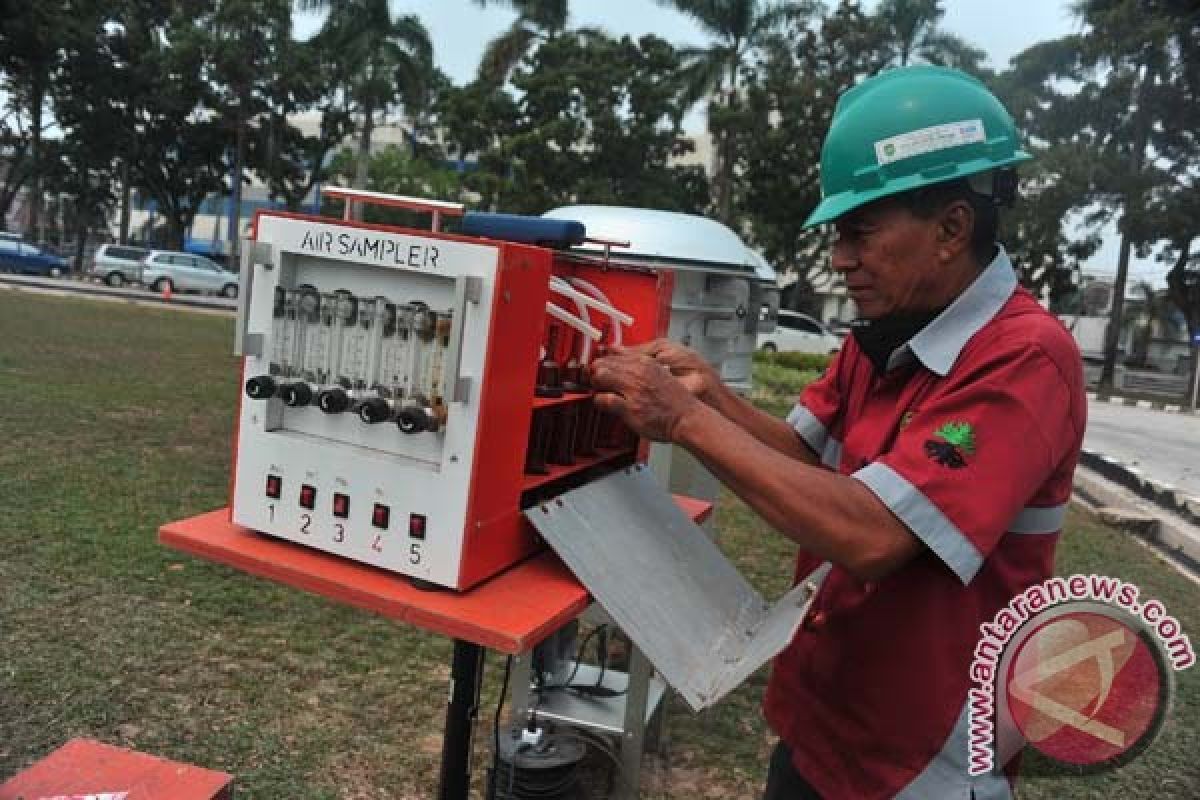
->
140, 250, 240, 298
758, 310, 843, 354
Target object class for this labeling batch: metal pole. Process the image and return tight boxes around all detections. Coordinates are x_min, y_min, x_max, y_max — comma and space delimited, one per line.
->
438, 640, 485, 800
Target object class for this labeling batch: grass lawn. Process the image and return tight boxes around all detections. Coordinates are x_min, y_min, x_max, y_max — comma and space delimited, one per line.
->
1, 289, 1197, 798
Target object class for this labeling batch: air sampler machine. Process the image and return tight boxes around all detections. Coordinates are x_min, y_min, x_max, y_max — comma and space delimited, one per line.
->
231, 189, 821, 700
232, 199, 670, 591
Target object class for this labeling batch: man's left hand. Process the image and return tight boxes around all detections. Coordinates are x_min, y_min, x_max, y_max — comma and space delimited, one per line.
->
589, 349, 702, 443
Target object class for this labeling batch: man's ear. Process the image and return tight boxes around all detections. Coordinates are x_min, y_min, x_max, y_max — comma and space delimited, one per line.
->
936, 200, 974, 261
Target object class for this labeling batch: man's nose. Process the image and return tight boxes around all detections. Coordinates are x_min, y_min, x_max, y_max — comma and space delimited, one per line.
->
831, 240, 857, 273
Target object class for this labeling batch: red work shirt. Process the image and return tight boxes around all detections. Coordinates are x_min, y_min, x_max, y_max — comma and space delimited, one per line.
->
763, 250, 1086, 799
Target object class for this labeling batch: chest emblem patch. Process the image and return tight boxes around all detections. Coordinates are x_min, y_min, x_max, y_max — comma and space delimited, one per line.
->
924, 421, 976, 469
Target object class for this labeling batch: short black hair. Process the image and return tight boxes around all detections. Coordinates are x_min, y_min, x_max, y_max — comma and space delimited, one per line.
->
892, 177, 999, 266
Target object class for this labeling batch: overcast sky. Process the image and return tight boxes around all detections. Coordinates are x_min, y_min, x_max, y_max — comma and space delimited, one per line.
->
296, 1, 1161, 282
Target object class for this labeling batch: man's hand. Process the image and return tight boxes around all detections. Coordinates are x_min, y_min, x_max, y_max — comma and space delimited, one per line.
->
589, 349, 703, 443
622, 339, 723, 406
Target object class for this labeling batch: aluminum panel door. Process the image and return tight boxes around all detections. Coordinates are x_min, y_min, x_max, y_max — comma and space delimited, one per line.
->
525, 465, 827, 710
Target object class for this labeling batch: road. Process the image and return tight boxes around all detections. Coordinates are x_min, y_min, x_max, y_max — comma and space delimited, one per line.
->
1085, 399, 1200, 500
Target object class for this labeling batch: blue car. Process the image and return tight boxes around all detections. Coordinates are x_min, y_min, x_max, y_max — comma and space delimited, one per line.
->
0, 238, 69, 277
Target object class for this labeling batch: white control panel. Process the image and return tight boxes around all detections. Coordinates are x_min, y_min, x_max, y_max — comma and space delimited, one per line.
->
232, 215, 500, 587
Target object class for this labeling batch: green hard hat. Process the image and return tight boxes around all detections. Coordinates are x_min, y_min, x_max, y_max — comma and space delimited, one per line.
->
804, 65, 1031, 228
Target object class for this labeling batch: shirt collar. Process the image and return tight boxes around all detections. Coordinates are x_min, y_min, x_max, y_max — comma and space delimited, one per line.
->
885, 246, 1018, 376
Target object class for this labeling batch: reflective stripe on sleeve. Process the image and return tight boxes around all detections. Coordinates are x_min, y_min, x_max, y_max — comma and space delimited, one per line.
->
821, 438, 843, 470
853, 461, 985, 584
787, 403, 830, 459
1009, 503, 1067, 534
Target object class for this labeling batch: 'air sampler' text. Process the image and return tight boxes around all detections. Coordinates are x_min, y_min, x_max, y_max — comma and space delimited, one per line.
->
300, 229, 440, 269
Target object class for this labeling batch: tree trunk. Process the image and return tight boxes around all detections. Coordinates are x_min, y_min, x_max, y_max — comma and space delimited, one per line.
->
1098, 65, 1151, 394
229, 106, 246, 263
353, 102, 375, 220
714, 55, 740, 225
27, 71, 45, 241
1099, 232, 1135, 390
119, 159, 132, 244
74, 205, 90, 277
1189, 344, 1199, 412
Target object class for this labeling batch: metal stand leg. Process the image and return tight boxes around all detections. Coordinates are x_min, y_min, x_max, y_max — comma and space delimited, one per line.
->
615, 644, 654, 800
438, 639, 485, 800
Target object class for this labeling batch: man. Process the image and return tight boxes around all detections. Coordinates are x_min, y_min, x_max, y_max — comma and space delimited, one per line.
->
589, 66, 1086, 799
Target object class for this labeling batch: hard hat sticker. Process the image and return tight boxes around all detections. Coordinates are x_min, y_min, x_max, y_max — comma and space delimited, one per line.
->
874, 119, 986, 166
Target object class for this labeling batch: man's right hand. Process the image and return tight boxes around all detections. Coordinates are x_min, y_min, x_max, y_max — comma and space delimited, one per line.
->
622, 339, 724, 407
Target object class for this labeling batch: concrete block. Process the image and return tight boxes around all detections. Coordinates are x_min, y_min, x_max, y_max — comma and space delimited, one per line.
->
1185, 496, 1200, 521
1096, 507, 1160, 540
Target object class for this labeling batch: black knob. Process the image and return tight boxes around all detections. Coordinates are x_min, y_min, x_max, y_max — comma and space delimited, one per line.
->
397, 405, 435, 434
280, 382, 313, 407
358, 396, 392, 424
318, 387, 350, 414
245, 375, 277, 400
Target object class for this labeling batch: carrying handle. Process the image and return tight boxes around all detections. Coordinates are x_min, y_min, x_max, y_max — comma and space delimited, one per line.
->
322, 187, 466, 233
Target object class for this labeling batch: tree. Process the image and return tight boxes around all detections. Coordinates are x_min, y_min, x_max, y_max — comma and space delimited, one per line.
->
499, 31, 709, 214
303, 0, 434, 196
121, 3, 230, 249
732, 1, 885, 305
1006, 1, 1198, 392
0, 1, 68, 240
655, 0, 812, 223
208, 0, 292, 260
471, 0, 569, 86
50, 0, 133, 267
990, 45, 1105, 304
872, 0, 985, 72
254, 34, 354, 211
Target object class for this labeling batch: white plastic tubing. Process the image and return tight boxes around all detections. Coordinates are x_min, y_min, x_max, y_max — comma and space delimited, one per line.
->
545, 276, 635, 363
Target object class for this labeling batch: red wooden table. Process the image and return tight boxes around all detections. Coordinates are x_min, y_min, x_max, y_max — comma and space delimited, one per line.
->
1, 738, 232, 800
159, 496, 711, 799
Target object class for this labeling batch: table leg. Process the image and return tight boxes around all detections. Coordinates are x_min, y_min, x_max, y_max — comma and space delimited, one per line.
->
438, 639, 486, 800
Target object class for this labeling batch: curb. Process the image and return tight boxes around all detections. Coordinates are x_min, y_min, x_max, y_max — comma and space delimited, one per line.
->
1073, 468, 1200, 576
1086, 391, 1195, 415
1078, 448, 1200, 529
0, 273, 236, 314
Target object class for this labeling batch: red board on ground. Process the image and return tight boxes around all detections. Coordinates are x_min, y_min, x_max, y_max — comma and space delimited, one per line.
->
159, 496, 711, 655
0, 738, 232, 800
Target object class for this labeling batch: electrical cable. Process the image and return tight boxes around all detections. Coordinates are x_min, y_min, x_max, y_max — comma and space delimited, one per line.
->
533, 625, 627, 699
594, 627, 608, 690
534, 624, 605, 695
553, 730, 639, 795
492, 654, 513, 797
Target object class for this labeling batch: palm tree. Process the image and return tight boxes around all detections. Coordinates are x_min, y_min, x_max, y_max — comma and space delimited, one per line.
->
299, 0, 434, 192
873, 0, 985, 71
655, 1, 815, 224
470, 0, 569, 85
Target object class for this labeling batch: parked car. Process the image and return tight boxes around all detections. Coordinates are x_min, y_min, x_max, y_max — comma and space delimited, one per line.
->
757, 310, 843, 354
140, 250, 240, 298
90, 243, 152, 287
0, 238, 69, 278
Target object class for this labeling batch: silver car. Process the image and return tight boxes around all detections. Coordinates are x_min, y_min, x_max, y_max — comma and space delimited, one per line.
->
757, 310, 844, 354
90, 243, 151, 286
141, 250, 240, 298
